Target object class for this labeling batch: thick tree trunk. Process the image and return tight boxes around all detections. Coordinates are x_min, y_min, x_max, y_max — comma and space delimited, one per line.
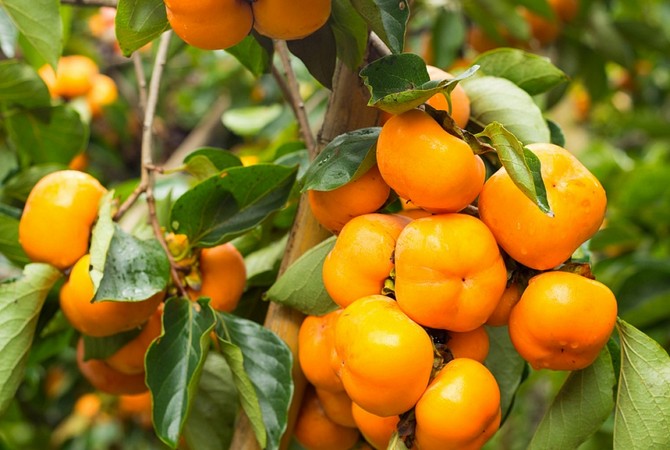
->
229, 46, 380, 450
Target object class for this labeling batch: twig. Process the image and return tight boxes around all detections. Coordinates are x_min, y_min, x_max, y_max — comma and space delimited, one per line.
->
133, 52, 148, 114
369, 32, 392, 58
60, 0, 118, 7
273, 40, 317, 157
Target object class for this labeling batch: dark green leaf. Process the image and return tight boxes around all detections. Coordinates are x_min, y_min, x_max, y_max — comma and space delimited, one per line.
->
430, 8, 466, 70
547, 119, 565, 147
477, 122, 552, 215
92, 223, 170, 303
115, 0, 170, 57
0, 209, 28, 266
463, 76, 550, 144
484, 326, 527, 421
183, 148, 242, 181
226, 33, 273, 77
287, 23, 336, 89
170, 164, 298, 248
614, 319, 670, 449
474, 48, 569, 95
5, 105, 88, 165
330, 0, 367, 70
0, 163, 64, 204
0, 0, 61, 68
217, 312, 294, 450
81, 328, 142, 361
146, 297, 216, 448
245, 234, 288, 287
301, 127, 380, 192
361, 53, 478, 114
0, 263, 61, 415
182, 353, 239, 450
265, 237, 338, 316
528, 348, 616, 449
582, 4, 635, 69
351, 0, 409, 54
0, 60, 50, 108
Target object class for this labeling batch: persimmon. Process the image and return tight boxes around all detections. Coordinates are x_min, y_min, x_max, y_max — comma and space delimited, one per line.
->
294, 386, 360, 450
376, 109, 485, 213
414, 358, 501, 450
394, 214, 507, 332
550, 0, 579, 22
86, 73, 118, 117
73, 392, 102, 419
308, 165, 391, 234
298, 310, 344, 393
164, 0, 253, 50
315, 387, 357, 428
520, 8, 561, 46
19, 170, 106, 270
105, 304, 163, 375
118, 391, 153, 429
478, 143, 607, 270
425, 66, 471, 128
351, 402, 399, 450
60, 255, 164, 337
508, 271, 617, 371
76, 339, 148, 395
187, 243, 247, 312
334, 295, 433, 417
38, 55, 99, 99
446, 326, 490, 363
252, 0, 331, 41
322, 213, 410, 308
486, 283, 522, 327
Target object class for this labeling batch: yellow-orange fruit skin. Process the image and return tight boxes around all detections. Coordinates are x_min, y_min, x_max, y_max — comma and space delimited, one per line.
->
414, 358, 501, 450
447, 326, 490, 363
425, 66, 471, 128
334, 295, 433, 417
351, 402, 399, 450
86, 73, 118, 117
76, 339, 148, 396
508, 271, 617, 371
376, 109, 485, 213
298, 310, 344, 393
165, 0, 253, 50
478, 143, 607, 270
315, 387, 357, 428
19, 170, 106, 270
105, 305, 163, 375
322, 213, 410, 308
394, 214, 507, 332
188, 243, 247, 312
486, 283, 522, 326
252, 0, 332, 41
59, 255, 164, 338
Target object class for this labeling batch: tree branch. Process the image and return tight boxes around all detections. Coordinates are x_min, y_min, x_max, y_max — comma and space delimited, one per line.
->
60, 0, 118, 7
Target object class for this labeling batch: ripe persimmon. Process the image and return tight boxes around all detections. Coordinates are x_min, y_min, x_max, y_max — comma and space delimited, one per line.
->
425, 66, 471, 128
486, 283, 522, 327
322, 213, 410, 308
252, 0, 331, 40
315, 387, 357, 428
187, 243, 247, 312
38, 55, 99, 99
508, 271, 617, 371
334, 295, 433, 417
19, 170, 106, 270
76, 339, 148, 395
446, 326, 490, 363
351, 402, 399, 450
376, 109, 485, 213
86, 73, 118, 117
298, 310, 344, 393
308, 165, 391, 234
60, 255, 164, 337
478, 143, 607, 270
105, 304, 163, 375
394, 214, 507, 332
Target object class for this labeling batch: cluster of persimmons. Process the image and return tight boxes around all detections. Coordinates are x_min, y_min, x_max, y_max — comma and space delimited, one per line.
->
298, 65, 616, 449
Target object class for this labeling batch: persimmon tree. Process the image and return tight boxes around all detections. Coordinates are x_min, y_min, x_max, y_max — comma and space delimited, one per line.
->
0, 0, 669, 449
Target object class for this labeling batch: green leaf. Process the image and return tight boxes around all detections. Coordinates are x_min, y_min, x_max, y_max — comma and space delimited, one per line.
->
170, 164, 298, 248
474, 48, 569, 95
0, 0, 61, 69
477, 122, 552, 215
351, 0, 409, 54
182, 353, 239, 450
226, 33, 273, 77
265, 237, 338, 316
146, 297, 216, 448
222, 105, 284, 137
0, 8, 18, 58
547, 119, 565, 147
183, 148, 242, 182
81, 328, 142, 361
330, 0, 367, 70
614, 319, 670, 449
0, 263, 61, 415
0, 209, 29, 266
301, 127, 380, 192
484, 326, 527, 420
0, 60, 50, 108
92, 224, 170, 302
528, 348, 616, 449
287, 24, 336, 89
0, 163, 64, 204
245, 234, 289, 287
217, 312, 294, 450
5, 105, 88, 165
361, 53, 478, 114
89, 192, 116, 292
430, 8, 466, 70
463, 76, 550, 144
115, 0, 170, 57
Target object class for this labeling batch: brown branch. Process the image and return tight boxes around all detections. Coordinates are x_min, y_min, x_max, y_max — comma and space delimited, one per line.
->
133, 51, 148, 115
273, 40, 317, 157
60, 0, 117, 7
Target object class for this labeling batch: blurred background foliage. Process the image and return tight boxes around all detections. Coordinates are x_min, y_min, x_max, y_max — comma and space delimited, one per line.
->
1, 0, 669, 448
